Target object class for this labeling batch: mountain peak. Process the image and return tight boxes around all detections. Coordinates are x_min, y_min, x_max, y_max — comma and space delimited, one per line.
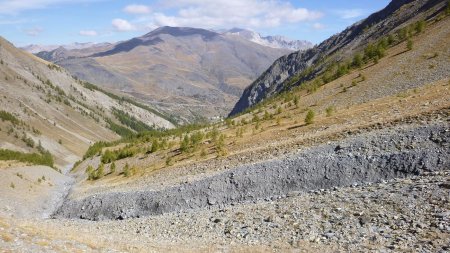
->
223, 28, 313, 51
143, 26, 219, 40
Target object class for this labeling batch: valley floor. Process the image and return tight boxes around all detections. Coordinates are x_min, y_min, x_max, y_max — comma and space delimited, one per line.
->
0, 171, 448, 252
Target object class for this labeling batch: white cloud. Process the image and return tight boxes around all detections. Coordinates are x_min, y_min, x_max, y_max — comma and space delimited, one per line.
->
124, 4, 151, 14
79, 30, 98, 36
335, 9, 365, 19
112, 18, 136, 32
133, 0, 322, 30
312, 23, 325, 30
24, 27, 43, 36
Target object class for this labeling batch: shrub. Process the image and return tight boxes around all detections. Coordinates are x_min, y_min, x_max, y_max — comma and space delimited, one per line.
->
86, 165, 95, 180
0, 111, 20, 125
123, 163, 131, 177
415, 20, 425, 34
84, 141, 110, 159
352, 53, 363, 68
210, 127, 219, 142
96, 163, 105, 179
293, 96, 299, 107
101, 150, 117, 164
21, 134, 35, 148
150, 139, 160, 153
305, 110, 315, 125
326, 106, 335, 117
180, 135, 190, 153
165, 156, 173, 166
112, 108, 153, 132
0, 149, 54, 167
216, 134, 227, 157
190, 132, 204, 151
276, 107, 282, 114
407, 39, 413, 50
110, 162, 116, 173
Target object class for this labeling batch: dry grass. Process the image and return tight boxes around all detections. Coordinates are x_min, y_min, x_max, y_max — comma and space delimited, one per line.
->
74, 15, 450, 196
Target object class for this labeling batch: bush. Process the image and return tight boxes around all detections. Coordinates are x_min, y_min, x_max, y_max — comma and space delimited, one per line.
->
407, 39, 413, 50
165, 156, 173, 166
106, 119, 133, 137
123, 163, 131, 177
293, 96, 299, 107
0, 149, 54, 167
0, 111, 20, 125
305, 110, 315, 125
150, 139, 160, 153
325, 106, 335, 117
216, 134, 227, 157
96, 163, 105, 179
352, 53, 363, 68
110, 162, 116, 173
86, 165, 95, 180
415, 20, 425, 33
190, 132, 204, 151
84, 141, 110, 159
112, 108, 153, 133
180, 135, 190, 153
101, 150, 117, 164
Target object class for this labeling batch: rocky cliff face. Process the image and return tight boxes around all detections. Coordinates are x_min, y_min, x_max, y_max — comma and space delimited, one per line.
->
229, 0, 448, 116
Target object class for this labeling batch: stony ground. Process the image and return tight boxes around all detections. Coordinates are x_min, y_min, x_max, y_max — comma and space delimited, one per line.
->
1, 170, 448, 252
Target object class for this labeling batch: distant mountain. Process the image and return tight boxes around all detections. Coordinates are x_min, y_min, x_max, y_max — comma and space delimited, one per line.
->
223, 28, 313, 51
230, 0, 449, 116
21, 42, 112, 54
35, 26, 292, 122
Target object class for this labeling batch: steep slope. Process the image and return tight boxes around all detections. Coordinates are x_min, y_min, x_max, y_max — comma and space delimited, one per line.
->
224, 28, 313, 50
0, 36, 174, 168
230, 0, 449, 116
38, 27, 291, 122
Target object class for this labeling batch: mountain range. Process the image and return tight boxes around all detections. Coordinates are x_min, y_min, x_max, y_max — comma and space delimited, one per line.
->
223, 28, 313, 50
23, 28, 312, 123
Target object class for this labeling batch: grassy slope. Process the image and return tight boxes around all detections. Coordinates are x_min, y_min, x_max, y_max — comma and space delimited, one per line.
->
70, 14, 450, 197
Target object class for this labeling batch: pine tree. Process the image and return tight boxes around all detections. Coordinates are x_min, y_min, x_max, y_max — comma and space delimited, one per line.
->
110, 162, 116, 174
305, 110, 315, 125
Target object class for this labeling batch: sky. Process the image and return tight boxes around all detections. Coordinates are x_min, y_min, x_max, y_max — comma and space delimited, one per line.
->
0, 0, 390, 47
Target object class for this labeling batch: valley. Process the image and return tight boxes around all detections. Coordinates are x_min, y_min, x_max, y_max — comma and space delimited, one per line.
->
33, 27, 303, 123
0, 0, 449, 252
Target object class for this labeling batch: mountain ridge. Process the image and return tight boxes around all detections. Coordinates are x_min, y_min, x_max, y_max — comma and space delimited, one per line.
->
229, 0, 448, 116
223, 28, 313, 51
33, 26, 293, 123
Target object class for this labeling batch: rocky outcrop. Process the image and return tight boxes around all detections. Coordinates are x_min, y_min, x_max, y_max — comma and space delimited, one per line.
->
229, 0, 448, 116
55, 123, 449, 220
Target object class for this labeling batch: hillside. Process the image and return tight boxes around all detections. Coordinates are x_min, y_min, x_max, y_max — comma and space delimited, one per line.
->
20, 1, 448, 250
0, 0, 449, 252
230, 0, 449, 115
36, 27, 292, 122
0, 36, 174, 169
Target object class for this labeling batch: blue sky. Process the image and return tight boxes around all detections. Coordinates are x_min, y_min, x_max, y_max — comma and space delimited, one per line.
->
0, 0, 390, 46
